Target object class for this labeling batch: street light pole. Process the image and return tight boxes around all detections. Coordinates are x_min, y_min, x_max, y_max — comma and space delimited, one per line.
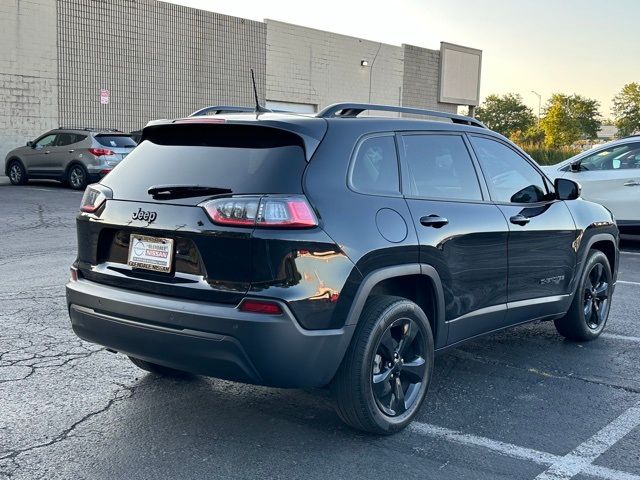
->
531, 90, 542, 120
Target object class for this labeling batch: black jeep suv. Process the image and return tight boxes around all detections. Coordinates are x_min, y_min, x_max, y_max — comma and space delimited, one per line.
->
66, 103, 618, 434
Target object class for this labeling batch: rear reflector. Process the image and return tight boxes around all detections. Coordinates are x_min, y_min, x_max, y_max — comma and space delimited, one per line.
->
201, 195, 318, 229
69, 266, 78, 282
239, 299, 282, 315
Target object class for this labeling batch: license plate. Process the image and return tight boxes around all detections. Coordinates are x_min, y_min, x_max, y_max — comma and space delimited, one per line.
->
127, 235, 174, 273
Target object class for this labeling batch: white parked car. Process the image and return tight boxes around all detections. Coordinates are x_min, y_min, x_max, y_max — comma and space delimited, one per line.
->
541, 137, 640, 234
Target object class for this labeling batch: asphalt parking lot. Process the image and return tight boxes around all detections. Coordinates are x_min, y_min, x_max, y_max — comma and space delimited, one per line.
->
1, 180, 639, 480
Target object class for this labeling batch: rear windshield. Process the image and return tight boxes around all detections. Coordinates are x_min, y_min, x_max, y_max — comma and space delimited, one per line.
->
95, 135, 137, 148
104, 124, 307, 201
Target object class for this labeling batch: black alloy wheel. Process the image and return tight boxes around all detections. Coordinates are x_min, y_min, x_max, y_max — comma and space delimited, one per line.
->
555, 249, 612, 341
583, 262, 610, 331
332, 295, 434, 434
372, 317, 426, 416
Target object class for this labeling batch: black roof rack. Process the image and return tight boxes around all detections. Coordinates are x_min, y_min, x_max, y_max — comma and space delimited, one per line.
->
316, 103, 486, 128
57, 127, 122, 133
189, 105, 258, 117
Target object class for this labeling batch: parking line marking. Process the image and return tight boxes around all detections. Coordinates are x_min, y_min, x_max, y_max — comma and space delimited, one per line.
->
535, 402, 640, 479
618, 280, 640, 286
602, 332, 640, 343
409, 422, 558, 464
408, 422, 640, 480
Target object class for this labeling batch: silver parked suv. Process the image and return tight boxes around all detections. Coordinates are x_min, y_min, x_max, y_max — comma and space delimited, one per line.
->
4, 128, 137, 189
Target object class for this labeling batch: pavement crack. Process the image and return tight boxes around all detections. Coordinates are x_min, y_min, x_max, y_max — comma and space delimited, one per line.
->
0, 384, 133, 462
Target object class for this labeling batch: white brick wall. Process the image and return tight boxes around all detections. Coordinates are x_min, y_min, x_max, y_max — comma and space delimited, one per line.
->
266, 20, 404, 113
57, 0, 266, 133
0, 0, 58, 162
402, 44, 456, 114
266, 20, 458, 115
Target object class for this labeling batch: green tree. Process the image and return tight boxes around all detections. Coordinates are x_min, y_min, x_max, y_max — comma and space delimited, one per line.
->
540, 94, 601, 148
475, 94, 536, 138
612, 83, 640, 137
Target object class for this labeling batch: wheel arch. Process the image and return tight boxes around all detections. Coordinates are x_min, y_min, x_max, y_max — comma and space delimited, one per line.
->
590, 238, 617, 277
344, 264, 447, 348
581, 232, 618, 280
5, 156, 25, 176
65, 160, 88, 176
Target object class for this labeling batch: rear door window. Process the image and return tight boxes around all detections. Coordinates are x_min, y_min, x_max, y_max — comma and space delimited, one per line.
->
54, 133, 77, 146
349, 135, 400, 195
400, 134, 483, 201
95, 135, 137, 148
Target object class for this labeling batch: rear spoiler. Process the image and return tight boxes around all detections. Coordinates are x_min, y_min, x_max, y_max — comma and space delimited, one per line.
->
141, 116, 327, 162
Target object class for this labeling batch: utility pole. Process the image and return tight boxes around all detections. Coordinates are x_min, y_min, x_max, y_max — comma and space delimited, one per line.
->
367, 43, 382, 104
531, 90, 542, 121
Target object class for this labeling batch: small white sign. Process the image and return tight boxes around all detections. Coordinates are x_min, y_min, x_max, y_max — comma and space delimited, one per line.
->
100, 89, 110, 105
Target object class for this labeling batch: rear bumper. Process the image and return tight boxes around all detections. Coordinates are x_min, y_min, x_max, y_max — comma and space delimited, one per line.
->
66, 279, 354, 388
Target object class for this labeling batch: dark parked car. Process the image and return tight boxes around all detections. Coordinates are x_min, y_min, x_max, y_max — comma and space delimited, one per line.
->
5, 128, 137, 189
66, 103, 618, 434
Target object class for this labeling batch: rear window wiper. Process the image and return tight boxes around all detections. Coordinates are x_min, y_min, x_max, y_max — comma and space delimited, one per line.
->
148, 185, 232, 200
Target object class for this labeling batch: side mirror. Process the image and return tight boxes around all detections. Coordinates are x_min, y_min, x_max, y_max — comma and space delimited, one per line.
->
555, 178, 581, 201
26, 141, 33, 147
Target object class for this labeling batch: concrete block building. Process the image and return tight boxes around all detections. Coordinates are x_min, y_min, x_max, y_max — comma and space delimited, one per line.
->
0, 0, 482, 159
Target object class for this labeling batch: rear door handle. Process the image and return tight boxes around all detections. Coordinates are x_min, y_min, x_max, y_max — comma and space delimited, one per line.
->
420, 214, 449, 228
623, 180, 640, 186
68, 149, 74, 153
44, 150, 50, 154
510, 214, 530, 226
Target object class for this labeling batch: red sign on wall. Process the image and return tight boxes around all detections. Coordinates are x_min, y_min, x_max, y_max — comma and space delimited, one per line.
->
100, 89, 110, 105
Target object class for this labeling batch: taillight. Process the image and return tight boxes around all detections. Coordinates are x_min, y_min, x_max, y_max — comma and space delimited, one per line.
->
201, 196, 318, 229
239, 299, 282, 315
88, 148, 114, 156
80, 184, 112, 213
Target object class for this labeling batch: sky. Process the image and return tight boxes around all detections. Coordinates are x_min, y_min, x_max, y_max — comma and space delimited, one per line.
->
160, 0, 640, 117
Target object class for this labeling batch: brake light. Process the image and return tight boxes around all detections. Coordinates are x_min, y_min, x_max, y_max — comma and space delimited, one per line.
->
88, 148, 114, 156
175, 118, 226, 124
80, 184, 112, 213
239, 299, 282, 315
201, 196, 318, 229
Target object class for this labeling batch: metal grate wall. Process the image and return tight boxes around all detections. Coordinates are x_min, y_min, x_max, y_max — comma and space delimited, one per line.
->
57, 0, 266, 132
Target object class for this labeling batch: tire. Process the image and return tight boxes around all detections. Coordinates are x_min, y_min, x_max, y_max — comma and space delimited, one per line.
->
128, 356, 192, 377
554, 250, 613, 341
331, 295, 434, 435
7, 160, 28, 185
67, 164, 88, 190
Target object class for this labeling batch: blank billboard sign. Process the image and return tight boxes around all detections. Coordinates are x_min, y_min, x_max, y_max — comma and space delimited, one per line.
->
439, 42, 482, 106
